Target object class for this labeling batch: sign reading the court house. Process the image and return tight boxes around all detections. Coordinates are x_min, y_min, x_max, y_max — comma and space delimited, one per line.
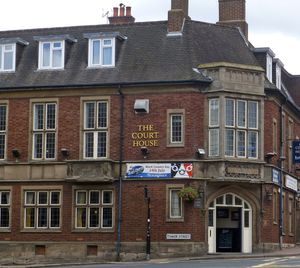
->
126, 163, 193, 179
131, 124, 159, 147
293, 140, 300, 164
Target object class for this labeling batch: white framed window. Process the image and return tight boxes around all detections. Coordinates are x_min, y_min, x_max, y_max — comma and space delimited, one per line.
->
0, 43, 16, 72
209, 99, 219, 127
266, 54, 273, 82
0, 105, 7, 160
170, 114, 183, 144
24, 190, 61, 229
169, 189, 182, 219
225, 99, 259, 159
88, 38, 115, 67
75, 190, 113, 229
276, 63, 281, 89
209, 99, 220, 157
38, 41, 64, 69
0, 191, 10, 228
83, 101, 108, 159
209, 129, 219, 157
32, 103, 57, 160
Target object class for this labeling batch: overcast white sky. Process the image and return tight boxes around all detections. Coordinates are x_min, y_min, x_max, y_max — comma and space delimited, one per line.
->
1, 0, 300, 74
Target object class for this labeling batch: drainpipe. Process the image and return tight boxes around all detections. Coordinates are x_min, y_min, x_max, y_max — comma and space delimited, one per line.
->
116, 85, 125, 260
279, 101, 286, 250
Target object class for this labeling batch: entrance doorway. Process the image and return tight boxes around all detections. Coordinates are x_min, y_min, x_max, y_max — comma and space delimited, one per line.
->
208, 193, 252, 253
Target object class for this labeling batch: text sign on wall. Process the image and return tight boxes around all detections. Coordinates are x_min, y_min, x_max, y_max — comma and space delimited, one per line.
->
293, 140, 300, 164
126, 163, 193, 179
285, 175, 298, 192
166, 234, 191, 240
272, 169, 281, 184
131, 124, 159, 147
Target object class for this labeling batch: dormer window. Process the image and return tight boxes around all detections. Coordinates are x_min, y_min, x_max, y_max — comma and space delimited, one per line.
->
88, 38, 115, 67
275, 59, 283, 90
34, 34, 77, 71
0, 43, 15, 72
39, 41, 64, 69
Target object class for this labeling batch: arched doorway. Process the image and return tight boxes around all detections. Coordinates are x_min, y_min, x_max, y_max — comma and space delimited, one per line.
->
208, 193, 252, 253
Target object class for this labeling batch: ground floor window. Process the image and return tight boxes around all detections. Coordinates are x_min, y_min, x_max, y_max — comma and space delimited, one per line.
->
166, 185, 184, 221
0, 191, 10, 228
24, 190, 61, 229
75, 190, 114, 229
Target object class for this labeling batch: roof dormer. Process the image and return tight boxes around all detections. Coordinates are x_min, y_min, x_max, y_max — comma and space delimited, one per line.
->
33, 34, 77, 70
0, 37, 28, 73
274, 58, 283, 90
252, 47, 275, 83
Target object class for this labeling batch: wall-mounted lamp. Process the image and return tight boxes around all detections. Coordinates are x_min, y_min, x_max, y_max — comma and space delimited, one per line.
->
61, 148, 69, 159
197, 148, 205, 156
12, 148, 20, 159
141, 147, 149, 158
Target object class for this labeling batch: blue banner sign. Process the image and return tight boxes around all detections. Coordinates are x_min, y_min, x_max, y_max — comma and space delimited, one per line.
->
272, 169, 280, 184
293, 140, 300, 164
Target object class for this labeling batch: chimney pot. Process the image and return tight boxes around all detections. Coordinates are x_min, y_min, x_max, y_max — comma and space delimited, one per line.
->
108, 4, 135, 25
126, 6, 132, 17
120, 6, 125, 16
113, 7, 118, 17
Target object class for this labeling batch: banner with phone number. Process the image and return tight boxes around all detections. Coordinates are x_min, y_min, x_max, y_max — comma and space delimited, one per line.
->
126, 163, 193, 179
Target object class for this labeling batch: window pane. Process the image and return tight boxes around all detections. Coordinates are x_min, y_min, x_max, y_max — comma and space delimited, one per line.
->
85, 132, 94, 158
34, 133, 43, 159
45, 132, 56, 159
216, 196, 223, 204
244, 211, 249, 228
98, 102, 107, 128
76, 191, 87, 205
25, 207, 35, 227
3, 51, 13, 70
225, 194, 233, 205
170, 190, 181, 218
102, 207, 113, 228
42, 43, 50, 67
0, 105, 7, 131
97, 131, 107, 158
103, 47, 112, 65
38, 207, 48, 227
103, 191, 112, 204
0, 46, 2, 69
89, 208, 99, 227
237, 131, 246, 157
51, 192, 60, 205
38, 192, 48, 205
0, 208, 9, 227
34, 104, 44, 130
26, 192, 35, 205
90, 191, 100, 204
248, 131, 258, 158
52, 49, 62, 68
0, 134, 5, 159
76, 208, 86, 228
225, 129, 234, 156
92, 40, 100, 65
46, 104, 56, 129
235, 197, 242, 206
237, 101, 246, 128
50, 207, 60, 228
209, 99, 219, 126
171, 115, 183, 143
85, 103, 95, 129
209, 129, 219, 156
248, 101, 258, 129
226, 99, 235, 126
208, 210, 214, 227
1, 192, 9, 205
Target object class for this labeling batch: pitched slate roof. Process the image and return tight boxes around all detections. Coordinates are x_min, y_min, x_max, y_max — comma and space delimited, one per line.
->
0, 20, 260, 90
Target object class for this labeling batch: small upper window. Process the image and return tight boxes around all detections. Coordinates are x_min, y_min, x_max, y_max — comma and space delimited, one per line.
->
38, 41, 64, 69
266, 54, 273, 82
276, 63, 281, 89
0, 44, 16, 72
88, 38, 115, 67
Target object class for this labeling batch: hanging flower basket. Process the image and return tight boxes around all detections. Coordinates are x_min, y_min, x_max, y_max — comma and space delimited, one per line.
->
178, 186, 198, 202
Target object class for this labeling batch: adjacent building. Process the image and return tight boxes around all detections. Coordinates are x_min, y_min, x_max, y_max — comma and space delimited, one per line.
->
0, 0, 299, 264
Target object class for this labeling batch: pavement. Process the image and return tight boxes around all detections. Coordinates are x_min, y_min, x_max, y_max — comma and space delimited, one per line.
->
2, 246, 300, 268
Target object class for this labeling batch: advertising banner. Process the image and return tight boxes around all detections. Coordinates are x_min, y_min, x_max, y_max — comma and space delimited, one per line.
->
293, 140, 300, 164
126, 163, 193, 179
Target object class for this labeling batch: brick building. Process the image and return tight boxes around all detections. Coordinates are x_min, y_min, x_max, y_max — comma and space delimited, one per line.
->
0, 0, 299, 264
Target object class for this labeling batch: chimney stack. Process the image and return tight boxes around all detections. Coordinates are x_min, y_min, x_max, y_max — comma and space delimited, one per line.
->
168, 0, 190, 33
108, 3, 135, 25
217, 0, 248, 39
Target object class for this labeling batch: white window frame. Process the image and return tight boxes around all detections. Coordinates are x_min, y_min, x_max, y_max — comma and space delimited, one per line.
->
88, 38, 115, 68
266, 54, 273, 82
209, 99, 219, 127
38, 41, 65, 70
276, 63, 281, 89
248, 101, 258, 130
169, 189, 183, 219
83, 101, 108, 159
0, 43, 16, 72
0, 105, 7, 160
170, 114, 184, 144
209, 129, 220, 157
24, 190, 61, 229
0, 191, 10, 228
225, 99, 235, 127
32, 103, 57, 160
